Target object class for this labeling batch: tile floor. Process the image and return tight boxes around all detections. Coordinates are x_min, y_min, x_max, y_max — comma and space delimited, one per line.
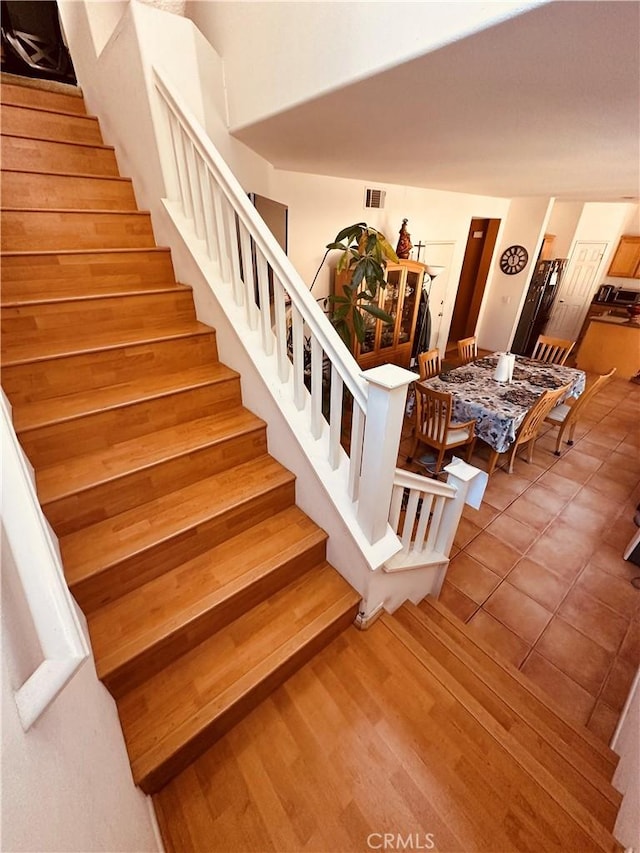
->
399, 375, 640, 744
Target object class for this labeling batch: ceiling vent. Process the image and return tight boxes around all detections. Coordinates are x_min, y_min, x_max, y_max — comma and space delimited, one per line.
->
364, 187, 386, 210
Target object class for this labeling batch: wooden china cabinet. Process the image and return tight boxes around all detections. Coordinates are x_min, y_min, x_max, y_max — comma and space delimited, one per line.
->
334, 259, 426, 369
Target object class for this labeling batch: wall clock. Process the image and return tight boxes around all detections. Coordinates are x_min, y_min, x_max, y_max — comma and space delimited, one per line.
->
499, 245, 528, 275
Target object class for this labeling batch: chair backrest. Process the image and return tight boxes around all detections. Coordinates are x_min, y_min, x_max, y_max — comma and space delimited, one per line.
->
531, 335, 575, 365
415, 385, 453, 444
457, 336, 477, 365
418, 348, 442, 381
516, 383, 571, 446
554, 367, 617, 425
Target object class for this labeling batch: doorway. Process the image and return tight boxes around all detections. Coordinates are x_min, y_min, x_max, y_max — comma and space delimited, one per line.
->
447, 218, 500, 348
544, 241, 607, 341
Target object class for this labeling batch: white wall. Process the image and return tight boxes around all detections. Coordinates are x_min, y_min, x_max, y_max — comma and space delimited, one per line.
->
1, 532, 160, 853
612, 670, 640, 851
546, 201, 584, 258
476, 196, 553, 351
185, 0, 546, 131
576, 201, 640, 291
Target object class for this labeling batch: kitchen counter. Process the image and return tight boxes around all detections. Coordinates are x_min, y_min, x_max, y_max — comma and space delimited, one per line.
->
576, 315, 640, 378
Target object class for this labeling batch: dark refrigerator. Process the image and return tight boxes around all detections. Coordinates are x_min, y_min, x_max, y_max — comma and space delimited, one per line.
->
511, 259, 567, 356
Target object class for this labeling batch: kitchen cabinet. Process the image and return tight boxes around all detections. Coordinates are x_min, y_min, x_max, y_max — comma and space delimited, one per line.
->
607, 236, 640, 278
334, 259, 426, 369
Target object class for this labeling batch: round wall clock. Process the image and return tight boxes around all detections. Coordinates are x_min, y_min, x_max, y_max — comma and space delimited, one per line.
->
499, 245, 528, 275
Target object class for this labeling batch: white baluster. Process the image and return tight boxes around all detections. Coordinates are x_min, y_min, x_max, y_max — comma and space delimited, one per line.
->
221, 201, 244, 306
186, 140, 205, 239
291, 305, 305, 410
400, 489, 420, 552
348, 402, 365, 502
197, 159, 216, 262
171, 118, 193, 220
389, 484, 404, 531
310, 336, 323, 440
328, 365, 344, 470
238, 224, 258, 326
413, 492, 434, 553
426, 495, 446, 552
273, 278, 289, 382
210, 177, 231, 282
255, 251, 273, 356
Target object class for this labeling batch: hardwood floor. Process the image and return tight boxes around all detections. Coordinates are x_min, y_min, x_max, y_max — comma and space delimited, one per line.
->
154, 615, 622, 853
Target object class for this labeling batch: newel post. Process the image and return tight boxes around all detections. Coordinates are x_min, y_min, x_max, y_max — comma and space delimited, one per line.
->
435, 457, 489, 558
357, 364, 417, 544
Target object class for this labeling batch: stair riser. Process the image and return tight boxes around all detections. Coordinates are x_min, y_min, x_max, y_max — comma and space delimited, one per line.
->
421, 600, 618, 781
1, 135, 119, 176
2, 332, 220, 405
1, 83, 86, 114
2, 291, 195, 346
43, 426, 269, 537
135, 603, 358, 794
67, 480, 297, 613
396, 608, 619, 831
1, 171, 137, 211
1, 210, 155, 252
99, 538, 328, 698
1, 250, 176, 301
19, 383, 242, 467
2, 105, 103, 144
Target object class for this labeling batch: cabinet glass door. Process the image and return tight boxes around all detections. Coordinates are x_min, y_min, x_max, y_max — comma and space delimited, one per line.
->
398, 270, 420, 344
359, 308, 377, 354
380, 270, 401, 349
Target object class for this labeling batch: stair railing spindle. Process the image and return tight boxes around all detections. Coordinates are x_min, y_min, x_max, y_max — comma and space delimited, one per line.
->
328, 365, 344, 470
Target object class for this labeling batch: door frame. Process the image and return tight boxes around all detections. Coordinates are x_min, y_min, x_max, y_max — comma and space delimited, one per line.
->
448, 218, 501, 344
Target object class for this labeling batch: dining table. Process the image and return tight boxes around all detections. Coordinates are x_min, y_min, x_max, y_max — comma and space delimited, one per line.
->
420, 353, 586, 472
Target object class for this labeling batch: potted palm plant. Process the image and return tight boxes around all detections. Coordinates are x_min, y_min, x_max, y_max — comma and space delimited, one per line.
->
326, 222, 399, 349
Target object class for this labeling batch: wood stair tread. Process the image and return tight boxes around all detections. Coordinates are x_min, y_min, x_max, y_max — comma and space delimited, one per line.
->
383, 613, 622, 853
60, 454, 295, 586
1, 246, 168, 257
13, 362, 232, 432
1, 319, 214, 366
419, 597, 619, 777
0, 100, 97, 120
37, 407, 265, 505
1, 130, 115, 151
2, 283, 189, 307
90, 507, 327, 688
395, 603, 622, 829
1, 167, 131, 181
118, 563, 359, 789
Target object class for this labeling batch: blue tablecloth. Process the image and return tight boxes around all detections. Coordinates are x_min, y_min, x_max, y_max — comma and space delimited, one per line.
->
421, 354, 586, 453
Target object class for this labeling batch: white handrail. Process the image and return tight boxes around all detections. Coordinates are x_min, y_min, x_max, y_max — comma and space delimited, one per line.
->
1, 392, 89, 730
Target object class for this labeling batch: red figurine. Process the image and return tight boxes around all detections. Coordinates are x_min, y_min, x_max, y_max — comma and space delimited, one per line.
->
396, 219, 412, 259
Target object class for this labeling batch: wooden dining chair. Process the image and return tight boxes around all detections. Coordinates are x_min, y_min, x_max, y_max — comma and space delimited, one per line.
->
418, 348, 442, 380
531, 335, 575, 366
408, 385, 476, 473
545, 367, 616, 455
457, 336, 477, 365
490, 383, 571, 474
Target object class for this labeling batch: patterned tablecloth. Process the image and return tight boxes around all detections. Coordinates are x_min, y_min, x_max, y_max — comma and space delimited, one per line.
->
421, 354, 586, 454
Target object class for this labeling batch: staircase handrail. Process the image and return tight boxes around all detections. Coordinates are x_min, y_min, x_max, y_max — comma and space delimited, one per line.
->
151, 68, 368, 412
1, 392, 89, 730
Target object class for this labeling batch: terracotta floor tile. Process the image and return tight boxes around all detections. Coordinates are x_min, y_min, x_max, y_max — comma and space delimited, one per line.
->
586, 700, 619, 745
590, 541, 640, 580
520, 484, 568, 516
578, 440, 617, 461
453, 516, 483, 549
508, 557, 571, 612
558, 586, 630, 654
571, 486, 624, 522
556, 500, 607, 533
535, 616, 613, 696
576, 563, 640, 618
551, 457, 602, 486
504, 494, 558, 531
436, 582, 478, 623
618, 620, 640, 667
536, 470, 583, 499
483, 581, 552, 644
602, 517, 640, 551
586, 429, 625, 450
599, 657, 636, 712
505, 456, 548, 481
526, 519, 595, 581
588, 474, 637, 504
482, 474, 531, 511
520, 652, 595, 726
485, 514, 539, 553
464, 531, 521, 577
466, 609, 531, 668
462, 501, 499, 529
445, 552, 502, 605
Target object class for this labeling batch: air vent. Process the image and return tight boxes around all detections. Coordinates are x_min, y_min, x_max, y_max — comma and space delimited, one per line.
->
364, 187, 386, 209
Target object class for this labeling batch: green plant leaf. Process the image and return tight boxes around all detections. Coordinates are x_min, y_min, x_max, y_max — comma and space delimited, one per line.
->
352, 306, 365, 342
362, 304, 394, 324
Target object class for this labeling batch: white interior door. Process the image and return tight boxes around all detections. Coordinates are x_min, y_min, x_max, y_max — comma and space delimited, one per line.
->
545, 241, 607, 341
424, 241, 456, 355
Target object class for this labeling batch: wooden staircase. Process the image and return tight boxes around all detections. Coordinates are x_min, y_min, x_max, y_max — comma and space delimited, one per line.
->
0, 77, 359, 794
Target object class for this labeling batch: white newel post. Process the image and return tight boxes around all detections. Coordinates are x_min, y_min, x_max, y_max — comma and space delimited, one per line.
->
357, 364, 418, 544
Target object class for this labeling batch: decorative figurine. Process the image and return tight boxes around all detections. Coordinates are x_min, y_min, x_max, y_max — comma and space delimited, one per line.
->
396, 219, 412, 259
